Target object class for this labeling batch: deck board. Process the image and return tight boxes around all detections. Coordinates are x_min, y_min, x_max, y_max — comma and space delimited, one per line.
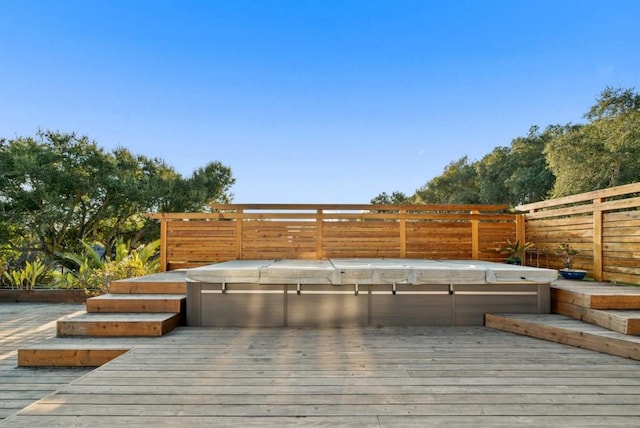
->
6, 326, 640, 427
0, 303, 92, 423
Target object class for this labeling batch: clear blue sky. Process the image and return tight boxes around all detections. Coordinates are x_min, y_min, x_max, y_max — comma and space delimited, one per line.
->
1, 1, 638, 203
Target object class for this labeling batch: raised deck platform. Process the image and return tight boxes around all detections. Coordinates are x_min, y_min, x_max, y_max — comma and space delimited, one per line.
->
486, 313, 640, 361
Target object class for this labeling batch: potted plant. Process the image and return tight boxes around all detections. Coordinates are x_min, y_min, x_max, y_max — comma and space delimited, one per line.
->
556, 243, 586, 280
497, 239, 534, 265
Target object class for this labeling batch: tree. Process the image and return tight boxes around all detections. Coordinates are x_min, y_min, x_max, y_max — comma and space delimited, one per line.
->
0, 131, 235, 259
370, 191, 414, 205
545, 87, 640, 197
475, 146, 512, 205
505, 125, 558, 205
415, 156, 481, 204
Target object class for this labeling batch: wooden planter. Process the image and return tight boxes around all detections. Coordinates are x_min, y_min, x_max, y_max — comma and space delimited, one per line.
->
0, 288, 87, 304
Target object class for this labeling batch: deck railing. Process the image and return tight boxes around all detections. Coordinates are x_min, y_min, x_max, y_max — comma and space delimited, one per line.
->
518, 182, 640, 284
148, 204, 520, 271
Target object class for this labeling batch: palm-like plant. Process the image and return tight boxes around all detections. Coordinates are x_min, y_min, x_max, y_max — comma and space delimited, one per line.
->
497, 239, 534, 265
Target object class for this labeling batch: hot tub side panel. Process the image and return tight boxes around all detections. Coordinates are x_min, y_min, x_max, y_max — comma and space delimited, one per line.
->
370, 284, 452, 326
286, 284, 369, 327
190, 282, 286, 327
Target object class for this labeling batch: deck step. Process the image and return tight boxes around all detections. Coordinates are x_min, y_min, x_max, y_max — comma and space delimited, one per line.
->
86, 294, 186, 313
57, 312, 182, 337
552, 281, 640, 310
485, 313, 640, 361
553, 300, 640, 335
109, 270, 187, 294
18, 347, 128, 367
17, 337, 160, 367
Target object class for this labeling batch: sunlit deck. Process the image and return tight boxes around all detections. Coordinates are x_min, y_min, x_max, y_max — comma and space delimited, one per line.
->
3, 303, 640, 426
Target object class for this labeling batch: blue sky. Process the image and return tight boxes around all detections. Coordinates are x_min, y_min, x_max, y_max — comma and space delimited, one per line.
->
1, 1, 638, 203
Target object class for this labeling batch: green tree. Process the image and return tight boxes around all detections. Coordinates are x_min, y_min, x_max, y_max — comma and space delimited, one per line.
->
545, 87, 640, 197
0, 131, 235, 260
415, 156, 481, 204
370, 191, 414, 205
475, 125, 557, 206
505, 125, 558, 205
475, 146, 512, 204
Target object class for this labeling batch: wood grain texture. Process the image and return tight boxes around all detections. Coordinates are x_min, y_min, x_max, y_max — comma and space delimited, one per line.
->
0, 303, 92, 422
149, 204, 517, 270
7, 325, 640, 426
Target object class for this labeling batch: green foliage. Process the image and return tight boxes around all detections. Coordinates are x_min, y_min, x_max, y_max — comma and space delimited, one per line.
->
3, 258, 49, 289
545, 87, 640, 197
416, 156, 481, 204
497, 240, 534, 264
556, 243, 580, 269
0, 131, 235, 260
55, 240, 161, 294
381, 86, 640, 207
476, 126, 558, 206
370, 191, 414, 205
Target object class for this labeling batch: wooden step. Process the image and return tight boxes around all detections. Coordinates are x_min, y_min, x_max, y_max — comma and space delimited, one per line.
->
552, 281, 640, 310
109, 270, 187, 294
18, 346, 128, 367
485, 313, 640, 361
57, 312, 182, 337
553, 300, 640, 335
86, 294, 186, 313
17, 337, 159, 367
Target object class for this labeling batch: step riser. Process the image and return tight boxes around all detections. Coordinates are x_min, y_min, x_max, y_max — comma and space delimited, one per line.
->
109, 282, 186, 294
552, 288, 640, 310
553, 300, 640, 335
86, 299, 186, 314
485, 314, 640, 361
57, 315, 182, 337
18, 349, 128, 367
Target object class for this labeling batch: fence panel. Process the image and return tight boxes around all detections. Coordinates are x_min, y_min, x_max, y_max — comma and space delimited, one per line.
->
148, 204, 517, 271
518, 182, 640, 284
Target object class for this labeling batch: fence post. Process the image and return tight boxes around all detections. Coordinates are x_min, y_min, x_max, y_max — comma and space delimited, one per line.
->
316, 209, 324, 259
235, 208, 243, 260
399, 209, 407, 258
516, 214, 526, 248
159, 215, 168, 272
471, 210, 479, 260
593, 198, 604, 281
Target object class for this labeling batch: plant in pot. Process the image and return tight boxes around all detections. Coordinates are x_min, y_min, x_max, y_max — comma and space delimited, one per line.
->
556, 243, 586, 280
497, 239, 534, 265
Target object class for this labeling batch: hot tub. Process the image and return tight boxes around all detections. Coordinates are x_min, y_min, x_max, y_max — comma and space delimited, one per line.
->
186, 259, 557, 327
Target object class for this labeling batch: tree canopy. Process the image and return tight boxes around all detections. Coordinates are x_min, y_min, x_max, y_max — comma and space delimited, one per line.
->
545, 87, 640, 197
373, 86, 640, 206
0, 131, 234, 260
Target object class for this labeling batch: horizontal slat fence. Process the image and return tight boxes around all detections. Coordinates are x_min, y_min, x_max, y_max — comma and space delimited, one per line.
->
518, 182, 640, 285
148, 204, 519, 271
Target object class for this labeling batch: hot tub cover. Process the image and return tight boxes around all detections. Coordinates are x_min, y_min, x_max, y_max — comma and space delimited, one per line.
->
186, 259, 558, 285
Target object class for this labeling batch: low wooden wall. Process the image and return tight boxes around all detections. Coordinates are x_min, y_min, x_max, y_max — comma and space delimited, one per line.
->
148, 204, 520, 271
518, 182, 640, 284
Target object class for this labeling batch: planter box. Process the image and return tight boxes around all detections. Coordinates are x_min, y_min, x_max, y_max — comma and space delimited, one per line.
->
0, 289, 87, 304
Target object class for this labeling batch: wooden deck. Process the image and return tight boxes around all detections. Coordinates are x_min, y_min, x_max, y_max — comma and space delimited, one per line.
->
0, 303, 92, 423
5, 325, 640, 426
5, 277, 640, 426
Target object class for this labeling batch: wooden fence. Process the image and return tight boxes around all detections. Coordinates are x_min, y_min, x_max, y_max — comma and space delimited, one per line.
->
148, 204, 520, 271
518, 182, 640, 284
